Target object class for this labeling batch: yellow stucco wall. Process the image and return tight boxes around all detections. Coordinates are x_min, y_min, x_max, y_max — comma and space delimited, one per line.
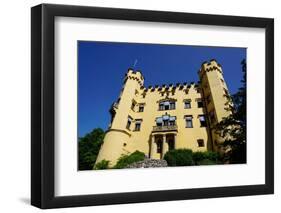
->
95, 60, 230, 167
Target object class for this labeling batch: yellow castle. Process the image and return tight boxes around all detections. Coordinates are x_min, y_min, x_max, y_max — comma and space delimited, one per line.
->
95, 59, 231, 167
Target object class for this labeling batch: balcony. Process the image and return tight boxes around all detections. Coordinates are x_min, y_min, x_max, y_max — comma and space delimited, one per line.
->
152, 125, 178, 133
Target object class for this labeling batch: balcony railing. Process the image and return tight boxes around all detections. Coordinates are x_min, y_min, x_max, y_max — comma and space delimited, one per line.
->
152, 125, 178, 132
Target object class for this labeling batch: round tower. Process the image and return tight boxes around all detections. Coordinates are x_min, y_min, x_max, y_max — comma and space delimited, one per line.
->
95, 68, 144, 167
199, 59, 232, 151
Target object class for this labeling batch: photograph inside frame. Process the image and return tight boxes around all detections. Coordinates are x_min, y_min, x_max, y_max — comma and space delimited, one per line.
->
78, 41, 247, 171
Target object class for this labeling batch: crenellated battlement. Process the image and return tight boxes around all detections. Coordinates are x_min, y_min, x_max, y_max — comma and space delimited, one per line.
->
198, 59, 223, 78
124, 67, 204, 93
124, 68, 144, 86
139, 82, 201, 93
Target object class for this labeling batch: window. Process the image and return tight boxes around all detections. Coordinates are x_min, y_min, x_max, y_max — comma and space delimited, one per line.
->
184, 100, 191, 109
199, 115, 207, 127
156, 140, 162, 153
169, 120, 175, 126
156, 117, 163, 126
197, 99, 203, 108
185, 116, 193, 128
134, 120, 142, 131
220, 78, 225, 84
139, 105, 144, 112
169, 116, 176, 126
163, 114, 169, 126
156, 115, 176, 126
170, 102, 176, 110
159, 100, 176, 110
135, 123, 141, 131
197, 139, 204, 147
126, 116, 132, 130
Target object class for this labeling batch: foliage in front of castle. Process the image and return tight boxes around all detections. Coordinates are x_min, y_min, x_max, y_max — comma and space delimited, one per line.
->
163, 149, 221, 166
214, 59, 246, 164
78, 128, 105, 170
113, 151, 146, 169
94, 159, 110, 170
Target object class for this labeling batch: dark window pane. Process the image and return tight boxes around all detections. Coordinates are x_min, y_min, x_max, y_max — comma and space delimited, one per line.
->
170, 102, 175, 109
135, 123, 141, 131
197, 139, 204, 147
184, 101, 191, 109
186, 119, 193, 128
199, 115, 207, 127
139, 106, 144, 112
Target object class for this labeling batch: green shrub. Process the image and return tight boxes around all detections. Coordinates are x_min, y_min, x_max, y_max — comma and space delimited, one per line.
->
114, 151, 145, 169
205, 151, 220, 162
192, 151, 205, 164
192, 151, 220, 165
94, 159, 110, 170
164, 149, 221, 167
164, 149, 193, 166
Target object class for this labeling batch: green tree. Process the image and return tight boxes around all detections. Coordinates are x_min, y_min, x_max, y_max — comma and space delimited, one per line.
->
78, 128, 105, 170
215, 59, 246, 164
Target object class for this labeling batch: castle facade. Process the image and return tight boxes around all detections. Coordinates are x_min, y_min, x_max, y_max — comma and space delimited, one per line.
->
95, 59, 231, 167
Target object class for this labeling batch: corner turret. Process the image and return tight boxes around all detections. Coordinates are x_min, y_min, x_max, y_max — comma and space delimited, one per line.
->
199, 59, 231, 151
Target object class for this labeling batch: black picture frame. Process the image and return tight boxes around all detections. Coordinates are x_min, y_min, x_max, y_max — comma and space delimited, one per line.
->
31, 3, 274, 209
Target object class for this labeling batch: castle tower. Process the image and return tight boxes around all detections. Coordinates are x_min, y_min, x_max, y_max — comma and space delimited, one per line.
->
199, 59, 232, 151
95, 69, 144, 167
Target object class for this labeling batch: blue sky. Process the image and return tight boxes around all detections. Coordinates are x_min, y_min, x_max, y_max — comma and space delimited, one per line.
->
78, 41, 246, 137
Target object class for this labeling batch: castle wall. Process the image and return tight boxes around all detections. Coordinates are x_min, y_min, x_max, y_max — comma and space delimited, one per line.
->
95, 130, 130, 167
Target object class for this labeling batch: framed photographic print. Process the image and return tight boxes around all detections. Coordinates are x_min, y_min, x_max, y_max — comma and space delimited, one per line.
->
31, 3, 274, 209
